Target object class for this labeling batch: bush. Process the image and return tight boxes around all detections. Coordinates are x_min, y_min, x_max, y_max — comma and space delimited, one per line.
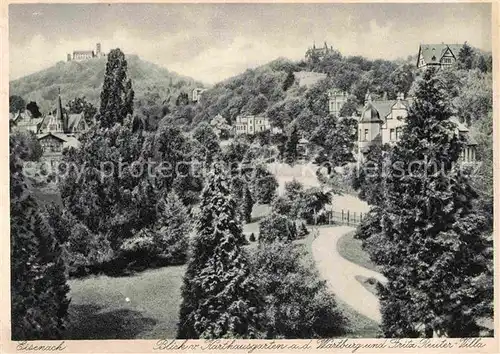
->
252, 166, 278, 204
259, 213, 297, 243
253, 242, 347, 338
249, 233, 256, 242
67, 225, 115, 276
118, 229, 158, 269
298, 222, 309, 237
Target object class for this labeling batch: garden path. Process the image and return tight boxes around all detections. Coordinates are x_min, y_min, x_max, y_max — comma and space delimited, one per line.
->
312, 225, 387, 323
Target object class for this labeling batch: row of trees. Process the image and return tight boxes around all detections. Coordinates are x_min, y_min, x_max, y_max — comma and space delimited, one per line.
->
353, 68, 493, 337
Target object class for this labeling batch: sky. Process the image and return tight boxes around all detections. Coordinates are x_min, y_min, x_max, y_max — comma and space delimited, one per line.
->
9, 3, 492, 84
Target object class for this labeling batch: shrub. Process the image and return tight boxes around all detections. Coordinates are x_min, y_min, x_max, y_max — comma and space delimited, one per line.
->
259, 213, 297, 243
253, 242, 347, 338
67, 224, 115, 276
118, 229, 158, 269
298, 222, 309, 237
249, 233, 256, 242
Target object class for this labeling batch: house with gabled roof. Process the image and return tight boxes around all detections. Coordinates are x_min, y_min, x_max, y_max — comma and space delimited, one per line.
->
416, 43, 463, 69
37, 89, 88, 136
10, 110, 45, 134
35, 90, 88, 165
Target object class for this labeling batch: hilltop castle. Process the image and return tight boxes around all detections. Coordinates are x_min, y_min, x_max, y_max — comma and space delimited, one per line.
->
67, 43, 106, 62
305, 41, 335, 61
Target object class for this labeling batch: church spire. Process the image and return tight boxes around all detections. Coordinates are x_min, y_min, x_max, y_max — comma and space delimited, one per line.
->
56, 87, 67, 132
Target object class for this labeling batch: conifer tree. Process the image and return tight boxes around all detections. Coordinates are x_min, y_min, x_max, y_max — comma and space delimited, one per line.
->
177, 164, 264, 339
242, 184, 254, 224
98, 48, 134, 128
458, 42, 475, 70
155, 191, 190, 264
10, 136, 70, 339
360, 68, 492, 337
282, 70, 295, 91
284, 123, 299, 164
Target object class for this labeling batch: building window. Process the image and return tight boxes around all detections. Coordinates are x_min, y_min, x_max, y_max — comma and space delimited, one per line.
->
390, 128, 395, 141
396, 127, 401, 140
364, 129, 369, 141
442, 57, 453, 64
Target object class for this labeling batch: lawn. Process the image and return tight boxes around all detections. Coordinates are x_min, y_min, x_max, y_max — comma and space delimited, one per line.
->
65, 265, 186, 339
336, 231, 379, 272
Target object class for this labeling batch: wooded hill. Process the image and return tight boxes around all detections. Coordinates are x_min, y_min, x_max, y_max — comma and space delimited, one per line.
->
9, 54, 205, 114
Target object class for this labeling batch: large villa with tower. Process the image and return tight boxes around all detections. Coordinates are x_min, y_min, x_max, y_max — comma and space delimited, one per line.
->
327, 89, 477, 164
355, 93, 477, 164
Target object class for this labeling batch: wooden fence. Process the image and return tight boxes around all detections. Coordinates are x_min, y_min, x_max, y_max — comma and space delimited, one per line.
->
324, 209, 364, 227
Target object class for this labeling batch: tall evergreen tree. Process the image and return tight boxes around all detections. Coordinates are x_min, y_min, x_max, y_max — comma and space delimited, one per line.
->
458, 42, 475, 70
282, 70, 295, 91
61, 50, 150, 259
242, 184, 254, 224
284, 123, 299, 164
98, 48, 134, 128
155, 191, 190, 264
360, 68, 492, 337
476, 55, 488, 73
10, 137, 70, 339
178, 165, 264, 339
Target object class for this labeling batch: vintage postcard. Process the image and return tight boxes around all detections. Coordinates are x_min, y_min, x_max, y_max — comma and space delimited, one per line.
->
1, 1, 498, 353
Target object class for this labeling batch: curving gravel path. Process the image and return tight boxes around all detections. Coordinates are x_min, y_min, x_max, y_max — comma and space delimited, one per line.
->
312, 225, 387, 323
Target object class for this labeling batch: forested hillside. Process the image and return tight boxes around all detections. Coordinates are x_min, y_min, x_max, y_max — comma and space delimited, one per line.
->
159, 45, 491, 137
9, 54, 205, 114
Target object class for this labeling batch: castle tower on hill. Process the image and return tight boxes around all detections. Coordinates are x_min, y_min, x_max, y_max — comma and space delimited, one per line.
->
305, 41, 335, 61
67, 43, 105, 62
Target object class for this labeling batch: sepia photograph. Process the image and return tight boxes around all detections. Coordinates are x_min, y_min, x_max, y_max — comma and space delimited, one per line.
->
5, 1, 495, 346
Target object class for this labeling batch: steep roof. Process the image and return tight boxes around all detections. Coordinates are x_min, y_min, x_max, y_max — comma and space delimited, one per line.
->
418, 44, 462, 65
67, 113, 85, 131
359, 101, 382, 123
371, 100, 395, 120
37, 132, 81, 148
37, 132, 67, 142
